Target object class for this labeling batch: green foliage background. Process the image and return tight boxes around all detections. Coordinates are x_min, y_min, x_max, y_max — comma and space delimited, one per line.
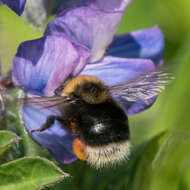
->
0, 0, 190, 189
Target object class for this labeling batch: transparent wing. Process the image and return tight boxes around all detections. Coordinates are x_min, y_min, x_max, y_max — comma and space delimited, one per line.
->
110, 69, 174, 102
18, 95, 78, 109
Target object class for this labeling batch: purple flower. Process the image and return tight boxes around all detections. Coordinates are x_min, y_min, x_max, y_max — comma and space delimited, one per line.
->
0, 0, 26, 15
12, 0, 164, 164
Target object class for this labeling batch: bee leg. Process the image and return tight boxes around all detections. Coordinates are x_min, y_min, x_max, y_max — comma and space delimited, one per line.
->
31, 115, 62, 133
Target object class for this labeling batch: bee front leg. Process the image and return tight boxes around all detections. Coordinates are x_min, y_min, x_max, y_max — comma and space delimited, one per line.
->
31, 115, 64, 133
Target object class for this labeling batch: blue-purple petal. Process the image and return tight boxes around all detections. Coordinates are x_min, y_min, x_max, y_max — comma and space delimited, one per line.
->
107, 27, 164, 66
45, 0, 131, 62
52, 0, 88, 14
117, 96, 157, 116
80, 56, 155, 86
22, 95, 77, 164
80, 56, 157, 115
1, 0, 26, 15
12, 35, 90, 96
95, 0, 131, 12
54, 0, 131, 14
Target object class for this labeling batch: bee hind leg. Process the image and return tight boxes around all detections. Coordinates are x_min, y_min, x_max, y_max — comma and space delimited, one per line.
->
31, 115, 63, 133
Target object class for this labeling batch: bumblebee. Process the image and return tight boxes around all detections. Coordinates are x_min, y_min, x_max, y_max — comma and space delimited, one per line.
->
24, 70, 173, 168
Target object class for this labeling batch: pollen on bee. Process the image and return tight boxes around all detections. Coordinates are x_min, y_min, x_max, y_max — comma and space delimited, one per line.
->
70, 121, 77, 128
72, 138, 87, 161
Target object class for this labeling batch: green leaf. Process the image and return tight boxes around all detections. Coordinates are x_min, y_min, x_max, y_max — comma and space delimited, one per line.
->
135, 36, 190, 190
7, 89, 52, 159
0, 130, 21, 155
127, 132, 165, 190
147, 35, 190, 139
0, 157, 69, 190
150, 132, 190, 190
178, 152, 190, 190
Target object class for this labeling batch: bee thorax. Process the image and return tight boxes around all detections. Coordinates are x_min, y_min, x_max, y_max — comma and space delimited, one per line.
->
63, 75, 110, 104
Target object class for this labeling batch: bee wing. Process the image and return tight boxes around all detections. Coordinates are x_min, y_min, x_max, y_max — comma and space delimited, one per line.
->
18, 95, 78, 109
109, 69, 174, 102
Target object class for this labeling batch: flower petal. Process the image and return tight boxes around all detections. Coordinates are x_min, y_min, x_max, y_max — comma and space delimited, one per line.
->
45, 0, 131, 62
51, 0, 88, 14
12, 35, 90, 96
53, 0, 131, 14
80, 56, 157, 115
21, 95, 77, 164
80, 56, 155, 86
1, 0, 26, 15
116, 95, 157, 116
106, 27, 164, 66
